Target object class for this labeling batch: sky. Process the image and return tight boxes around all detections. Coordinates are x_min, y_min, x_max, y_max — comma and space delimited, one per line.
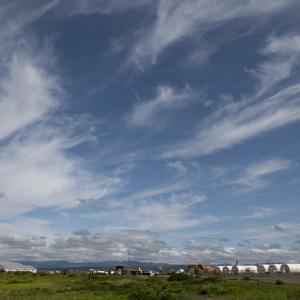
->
0, 0, 300, 265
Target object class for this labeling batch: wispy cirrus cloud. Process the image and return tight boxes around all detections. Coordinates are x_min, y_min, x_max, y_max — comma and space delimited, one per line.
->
126, 85, 198, 128
125, 192, 211, 231
0, 42, 123, 220
129, 0, 292, 68
60, 0, 151, 16
166, 161, 189, 176
233, 158, 293, 192
162, 157, 293, 195
0, 48, 59, 141
0, 130, 122, 219
82, 191, 212, 231
0, 0, 298, 265
162, 34, 300, 158
239, 206, 284, 220
0, 1, 58, 43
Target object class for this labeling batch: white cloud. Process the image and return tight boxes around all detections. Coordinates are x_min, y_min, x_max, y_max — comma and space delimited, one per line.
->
62, 0, 150, 16
184, 44, 217, 67
129, 192, 211, 231
163, 86, 300, 157
233, 158, 293, 191
162, 34, 300, 158
242, 222, 300, 251
1, 221, 300, 263
182, 222, 300, 263
239, 207, 282, 220
0, 43, 123, 220
130, 0, 291, 68
263, 35, 300, 55
0, 49, 59, 141
244, 158, 292, 179
166, 161, 188, 176
126, 85, 198, 127
82, 191, 211, 231
0, 1, 58, 43
0, 217, 51, 239
0, 131, 121, 219
0, 229, 177, 262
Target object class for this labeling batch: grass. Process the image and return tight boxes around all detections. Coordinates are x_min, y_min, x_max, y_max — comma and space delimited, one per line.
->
0, 272, 299, 299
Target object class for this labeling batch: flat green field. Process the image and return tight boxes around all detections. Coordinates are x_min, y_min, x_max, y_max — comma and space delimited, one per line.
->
0, 272, 300, 300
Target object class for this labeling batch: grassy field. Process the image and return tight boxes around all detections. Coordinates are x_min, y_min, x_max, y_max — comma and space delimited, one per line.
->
0, 272, 300, 299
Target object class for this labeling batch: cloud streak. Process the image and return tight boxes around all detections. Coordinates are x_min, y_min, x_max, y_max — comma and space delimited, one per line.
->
126, 85, 198, 128
162, 34, 300, 158
0, 42, 123, 220
60, 0, 151, 16
129, 0, 291, 68
233, 158, 293, 192
0, 48, 59, 141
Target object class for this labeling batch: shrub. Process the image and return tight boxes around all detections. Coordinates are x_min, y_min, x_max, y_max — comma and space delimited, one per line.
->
127, 282, 173, 300
14, 271, 28, 276
198, 284, 225, 296
200, 275, 223, 284
168, 273, 190, 281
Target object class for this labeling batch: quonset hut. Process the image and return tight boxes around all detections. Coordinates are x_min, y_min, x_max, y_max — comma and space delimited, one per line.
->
257, 264, 270, 274
223, 266, 232, 274
0, 261, 36, 273
232, 265, 257, 275
280, 264, 300, 273
268, 264, 282, 273
214, 266, 224, 273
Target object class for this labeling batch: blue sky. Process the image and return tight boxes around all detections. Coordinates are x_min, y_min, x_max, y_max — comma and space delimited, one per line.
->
0, 0, 300, 264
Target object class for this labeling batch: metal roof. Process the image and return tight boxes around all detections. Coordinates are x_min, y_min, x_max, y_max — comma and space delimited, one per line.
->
0, 261, 36, 270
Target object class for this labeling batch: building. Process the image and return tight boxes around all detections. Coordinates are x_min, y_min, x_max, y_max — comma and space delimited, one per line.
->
268, 264, 282, 273
214, 266, 224, 273
223, 266, 232, 274
231, 265, 257, 275
0, 261, 36, 273
187, 264, 214, 275
89, 269, 108, 275
115, 265, 142, 275
257, 264, 270, 274
280, 264, 300, 273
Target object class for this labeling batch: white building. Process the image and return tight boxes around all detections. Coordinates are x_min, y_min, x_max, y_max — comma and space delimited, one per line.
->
257, 264, 270, 274
245, 266, 258, 274
280, 264, 300, 273
223, 266, 232, 274
268, 264, 282, 273
0, 261, 37, 273
214, 266, 224, 273
232, 265, 257, 275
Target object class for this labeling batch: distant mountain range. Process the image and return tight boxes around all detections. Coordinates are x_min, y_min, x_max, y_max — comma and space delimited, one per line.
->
19, 260, 186, 272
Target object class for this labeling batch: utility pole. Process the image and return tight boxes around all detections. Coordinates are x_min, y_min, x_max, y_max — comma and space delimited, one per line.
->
128, 249, 131, 267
